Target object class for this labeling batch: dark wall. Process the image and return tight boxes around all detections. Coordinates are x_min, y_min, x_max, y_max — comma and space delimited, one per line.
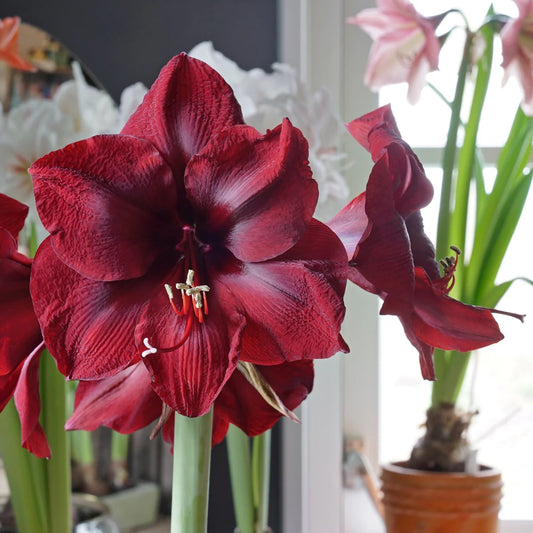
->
0, 0, 278, 101
0, 1, 281, 531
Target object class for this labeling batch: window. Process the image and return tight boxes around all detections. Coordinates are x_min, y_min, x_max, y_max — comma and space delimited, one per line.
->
280, 1, 533, 532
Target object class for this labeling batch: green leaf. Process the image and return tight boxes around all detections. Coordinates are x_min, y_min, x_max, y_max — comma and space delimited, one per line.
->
483, 277, 533, 309
474, 171, 533, 301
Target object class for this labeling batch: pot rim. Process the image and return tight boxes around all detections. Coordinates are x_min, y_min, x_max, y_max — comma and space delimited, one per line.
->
382, 461, 501, 479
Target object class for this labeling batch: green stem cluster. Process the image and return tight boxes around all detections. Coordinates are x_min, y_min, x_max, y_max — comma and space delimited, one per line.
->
227, 426, 272, 533
432, 15, 533, 407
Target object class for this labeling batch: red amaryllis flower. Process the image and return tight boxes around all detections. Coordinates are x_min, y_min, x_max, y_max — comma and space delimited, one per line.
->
0, 193, 49, 458
328, 105, 510, 379
65, 359, 314, 447
29, 54, 347, 418
0, 17, 36, 72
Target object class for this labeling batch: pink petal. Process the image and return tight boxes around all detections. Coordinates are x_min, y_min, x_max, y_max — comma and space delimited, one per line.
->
66, 363, 161, 433
186, 120, 317, 262
122, 53, 244, 179
13, 343, 50, 459
30, 135, 177, 282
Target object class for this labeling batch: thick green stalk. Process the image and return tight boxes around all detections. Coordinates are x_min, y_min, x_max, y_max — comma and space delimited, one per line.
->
226, 425, 254, 533
171, 410, 213, 533
448, 26, 493, 297
432, 27, 494, 407
40, 351, 71, 533
0, 400, 49, 533
432, 350, 472, 407
435, 34, 472, 262
252, 431, 271, 533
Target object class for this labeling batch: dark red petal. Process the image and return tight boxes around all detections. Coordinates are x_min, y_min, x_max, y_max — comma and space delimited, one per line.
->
0, 252, 42, 376
346, 104, 401, 158
30, 135, 177, 282
405, 211, 440, 280
31, 239, 160, 379
387, 144, 434, 215
139, 294, 246, 417
66, 363, 161, 434
410, 269, 504, 352
13, 343, 50, 459
397, 315, 436, 380
0, 365, 21, 411
214, 360, 314, 438
212, 416, 230, 446
326, 192, 368, 261
216, 220, 348, 365
0, 193, 28, 241
186, 120, 317, 262
122, 53, 244, 180
355, 154, 414, 314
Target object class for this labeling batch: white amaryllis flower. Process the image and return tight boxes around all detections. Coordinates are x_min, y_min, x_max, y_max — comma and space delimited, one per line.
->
54, 61, 119, 138
0, 99, 74, 229
189, 41, 349, 218
115, 81, 148, 131
0, 63, 147, 242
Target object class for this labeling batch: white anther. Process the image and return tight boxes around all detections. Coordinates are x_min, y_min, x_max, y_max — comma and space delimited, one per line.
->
164, 284, 174, 300
186, 269, 195, 286
141, 337, 158, 358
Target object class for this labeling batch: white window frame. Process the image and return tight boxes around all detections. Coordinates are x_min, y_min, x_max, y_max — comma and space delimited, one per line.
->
278, 1, 533, 532
279, 1, 379, 532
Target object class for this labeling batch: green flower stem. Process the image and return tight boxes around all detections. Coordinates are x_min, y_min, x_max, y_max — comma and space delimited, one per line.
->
111, 431, 129, 462
40, 351, 71, 533
226, 425, 254, 533
171, 409, 213, 533
449, 25, 493, 297
433, 24, 494, 407
252, 430, 271, 533
435, 33, 472, 262
67, 382, 94, 466
0, 400, 49, 533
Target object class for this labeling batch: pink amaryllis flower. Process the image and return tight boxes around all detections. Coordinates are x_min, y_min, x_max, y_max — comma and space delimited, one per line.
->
348, 0, 443, 103
0, 193, 49, 458
328, 105, 515, 379
501, 0, 533, 115
29, 54, 348, 418
0, 17, 36, 72
65, 359, 313, 447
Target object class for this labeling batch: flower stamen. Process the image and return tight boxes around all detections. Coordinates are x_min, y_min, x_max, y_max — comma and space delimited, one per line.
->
141, 269, 210, 357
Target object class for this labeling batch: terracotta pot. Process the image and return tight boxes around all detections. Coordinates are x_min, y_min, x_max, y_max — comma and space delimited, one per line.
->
381, 462, 502, 533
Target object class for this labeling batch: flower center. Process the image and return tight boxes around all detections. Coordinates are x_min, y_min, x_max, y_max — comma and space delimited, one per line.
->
141, 269, 210, 358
